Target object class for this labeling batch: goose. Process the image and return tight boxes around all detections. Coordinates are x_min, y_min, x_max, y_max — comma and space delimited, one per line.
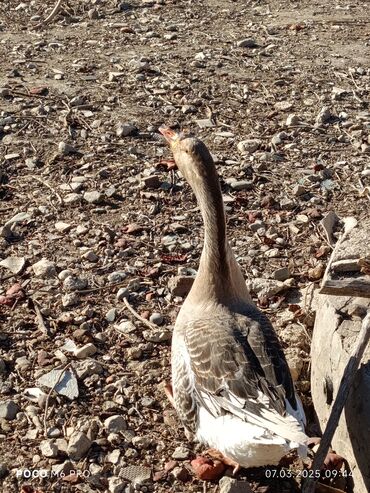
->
159, 126, 308, 471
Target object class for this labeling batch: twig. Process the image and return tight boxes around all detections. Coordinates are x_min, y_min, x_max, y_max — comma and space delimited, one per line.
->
33, 0, 63, 28
33, 176, 64, 205
32, 299, 51, 337
303, 310, 370, 493
43, 363, 71, 438
122, 297, 157, 330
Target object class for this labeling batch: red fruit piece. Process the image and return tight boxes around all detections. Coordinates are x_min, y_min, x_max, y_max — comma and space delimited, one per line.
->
190, 456, 225, 480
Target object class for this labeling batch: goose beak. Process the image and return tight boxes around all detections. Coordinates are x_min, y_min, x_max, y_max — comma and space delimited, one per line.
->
159, 125, 180, 146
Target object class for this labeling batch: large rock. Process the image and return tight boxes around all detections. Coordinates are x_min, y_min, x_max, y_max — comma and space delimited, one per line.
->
311, 216, 370, 492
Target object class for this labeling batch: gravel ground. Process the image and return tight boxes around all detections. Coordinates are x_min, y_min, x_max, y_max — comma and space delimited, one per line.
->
0, 0, 369, 492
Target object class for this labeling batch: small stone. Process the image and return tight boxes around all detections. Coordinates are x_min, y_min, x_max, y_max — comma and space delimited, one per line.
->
195, 118, 215, 128
0, 256, 26, 274
149, 312, 164, 325
88, 7, 99, 19
142, 175, 161, 189
273, 267, 291, 282
63, 275, 88, 292
229, 180, 253, 191
132, 436, 152, 449
64, 193, 80, 204
168, 275, 195, 297
109, 72, 125, 82
52, 461, 74, 477
219, 476, 253, 493
237, 37, 257, 48
0, 400, 20, 420
246, 278, 285, 297
308, 262, 325, 281
286, 114, 301, 126
84, 191, 103, 204
47, 427, 62, 438
292, 184, 307, 197
117, 287, 130, 300
106, 308, 117, 322
171, 466, 190, 482
104, 415, 127, 433
55, 221, 72, 232
74, 343, 97, 359
58, 141, 77, 155
115, 320, 136, 334
67, 432, 92, 460
40, 439, 59, 458
361, 143, 370, 154
315, 106, 333, 126
237, 139, 261, 154
116, 122, 137, 137
62, 293, 80, 308
74, 360, 103, 379
172, 446, 191, 460
82, 250, 99, 262
32, 258, 56, 278
108, 476, 125, 493
108, 271, 127, 283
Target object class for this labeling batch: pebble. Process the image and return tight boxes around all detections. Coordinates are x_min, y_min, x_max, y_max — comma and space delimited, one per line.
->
172, 446, 191, 460
229, 180, 253, 191
108, 271, 127, 283
67, 431, 92, 460
58, 141, 77, 155
0, 256, 25, 274
132, 436, 152, 449
286, 114, 301, 126
149, 312, 164, 325
142, 175, 161, 189
74, 343, 97, 359
115, 320, 136, 333
315, 106, 333, 126
168, 275, 195, 297
246, 278, 285, 297
62, 292, 80, 308
104, 415, 127, 433
84, 191, 103, 204
237, 38, 257, 48
117, 287, 130, 300
0, 400, 20, 420
82, 250, 99, 262
293, 184, 307, 196
74, 360, 103, 379
108, 477, 126, 493
63, 275, 88, 292
273, 267, 291, 281
237, 139, 261, 154
64, 193, 80, 204
116, 122, 137, 137
32, 258, 56, 278
219, 476, 253, 493
105, 308, 117, 322
39, 439, 59, 458
55, 221, 72, 233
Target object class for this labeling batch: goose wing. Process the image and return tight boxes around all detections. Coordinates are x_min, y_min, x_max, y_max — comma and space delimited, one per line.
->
178, 306, 305, 441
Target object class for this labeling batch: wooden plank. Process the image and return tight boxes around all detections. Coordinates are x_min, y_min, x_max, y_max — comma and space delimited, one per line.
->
320, 278, 370, 297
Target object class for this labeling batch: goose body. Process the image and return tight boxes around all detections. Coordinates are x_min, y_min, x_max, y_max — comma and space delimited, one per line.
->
160, 127, 307, 468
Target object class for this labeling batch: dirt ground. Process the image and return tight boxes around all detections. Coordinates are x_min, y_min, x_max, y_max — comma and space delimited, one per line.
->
0, 0, 369, 492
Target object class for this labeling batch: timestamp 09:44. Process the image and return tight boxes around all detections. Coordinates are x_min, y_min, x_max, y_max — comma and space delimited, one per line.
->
264, 469, 353, 479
